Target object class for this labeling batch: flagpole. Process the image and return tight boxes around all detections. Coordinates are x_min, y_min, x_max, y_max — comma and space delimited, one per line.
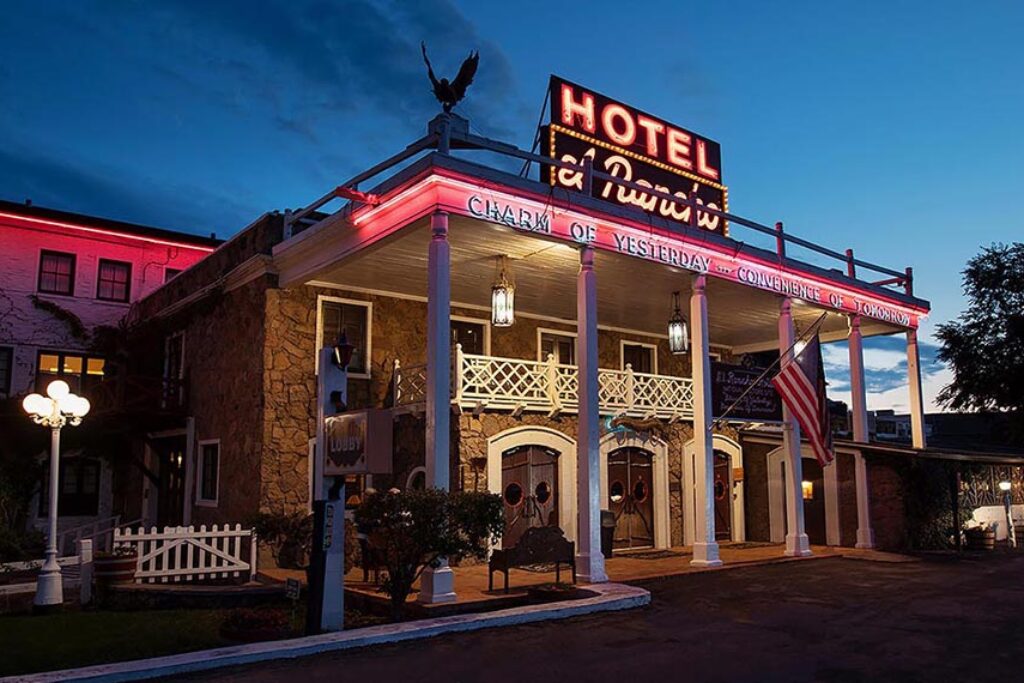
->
711, 311, 829, 430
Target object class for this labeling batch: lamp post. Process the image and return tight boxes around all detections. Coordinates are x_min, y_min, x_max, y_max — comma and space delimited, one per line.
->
22, 380, 90, 609
999, 480, 1015, 550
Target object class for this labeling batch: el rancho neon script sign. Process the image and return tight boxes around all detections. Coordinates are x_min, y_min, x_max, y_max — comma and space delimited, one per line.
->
461, 189, 916, 328
543, 76, 728, 234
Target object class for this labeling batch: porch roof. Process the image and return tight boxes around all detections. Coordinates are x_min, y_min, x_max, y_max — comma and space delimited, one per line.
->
274, 153, 930, 352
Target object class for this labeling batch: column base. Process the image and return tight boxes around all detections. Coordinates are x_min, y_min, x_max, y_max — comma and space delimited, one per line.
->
855, 528, 876, 549
576, 552, 608, 584
785, 533, 812, 557
418, 563, 456, 604
34, 565, 64, 607
690, 541, 722, 567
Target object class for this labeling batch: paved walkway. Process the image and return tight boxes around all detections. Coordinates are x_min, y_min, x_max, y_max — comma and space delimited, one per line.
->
185, 553, 1024, 682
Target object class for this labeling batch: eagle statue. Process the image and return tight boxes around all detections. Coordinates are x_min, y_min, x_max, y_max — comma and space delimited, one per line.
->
421, 42, 479, 113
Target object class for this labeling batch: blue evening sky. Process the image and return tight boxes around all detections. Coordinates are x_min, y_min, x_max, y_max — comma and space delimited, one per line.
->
1, 1, 1021, 411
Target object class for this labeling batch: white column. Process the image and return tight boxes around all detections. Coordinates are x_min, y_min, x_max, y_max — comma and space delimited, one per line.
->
576, 245, 608, 583
854, 453, 875, 548
779, 297, 812, 557
848, 315, 875, 548
690, 274, 721, 567
906, 330, 927, 449
848, 316, 870, 443
420, 209, 456, 604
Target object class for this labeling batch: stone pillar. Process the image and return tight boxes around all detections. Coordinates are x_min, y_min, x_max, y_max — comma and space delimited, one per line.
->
420, 209, 456, 604
690, 274, 721, 567
576, 245, 607, 583
848, 316, 870, 443
906, 330, 927, 449
779, 297, 812, 557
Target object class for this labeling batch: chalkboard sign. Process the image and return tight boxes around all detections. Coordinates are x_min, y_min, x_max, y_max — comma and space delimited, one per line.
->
711, 362, 783, 422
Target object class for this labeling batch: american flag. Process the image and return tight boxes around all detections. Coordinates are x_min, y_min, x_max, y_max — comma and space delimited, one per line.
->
771, 334, 835, 467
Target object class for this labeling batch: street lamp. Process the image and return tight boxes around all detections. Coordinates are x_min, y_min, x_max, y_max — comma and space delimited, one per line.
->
998, 480, 1015, 550
22, 380, 90, 609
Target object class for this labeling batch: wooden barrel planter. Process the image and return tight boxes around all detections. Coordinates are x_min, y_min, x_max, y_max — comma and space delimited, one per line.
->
965, 528, 996, 551
94, 552, 139, 586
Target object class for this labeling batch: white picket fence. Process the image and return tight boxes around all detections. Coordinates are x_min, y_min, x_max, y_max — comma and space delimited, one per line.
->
113, 524, 257, 584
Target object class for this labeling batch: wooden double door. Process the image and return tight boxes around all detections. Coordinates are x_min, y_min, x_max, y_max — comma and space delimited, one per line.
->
608, 448, 655, 550
501, 446, 560, 548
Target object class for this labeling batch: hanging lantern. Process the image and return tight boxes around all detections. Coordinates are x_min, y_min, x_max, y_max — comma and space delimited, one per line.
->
668, 291, 689, 354
491, 256, 515, 327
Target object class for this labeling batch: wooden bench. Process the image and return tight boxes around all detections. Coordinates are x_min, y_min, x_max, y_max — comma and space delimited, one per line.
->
488, 525, 576, 593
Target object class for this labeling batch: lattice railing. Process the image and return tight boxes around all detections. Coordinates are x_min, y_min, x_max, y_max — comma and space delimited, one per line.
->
393, 347, 693, 420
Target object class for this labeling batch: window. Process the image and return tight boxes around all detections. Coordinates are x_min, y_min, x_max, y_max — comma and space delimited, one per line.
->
0, 346, 11, 397
36, 351, 105, 394
539, 330, 576, 365
38, 250, 76, 296
164, 268, 183, 283
96, 259, 132, 302
198, 441, 220, 505
319, 298, 370, 376
622, 342, 657, 374
451, 318, 487, 355
40, 458, 100, 517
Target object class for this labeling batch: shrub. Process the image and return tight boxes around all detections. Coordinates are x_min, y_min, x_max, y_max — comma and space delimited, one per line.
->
249, 512, 313, 569
354, 488, 503, 618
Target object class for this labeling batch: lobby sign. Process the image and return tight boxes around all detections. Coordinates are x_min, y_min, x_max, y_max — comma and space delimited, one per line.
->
324, 409, 393, 476
711, 362, 783, 422
543, 76, 727, 233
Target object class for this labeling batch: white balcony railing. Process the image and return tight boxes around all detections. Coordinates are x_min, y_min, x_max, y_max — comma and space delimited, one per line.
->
393, 345, 694, 420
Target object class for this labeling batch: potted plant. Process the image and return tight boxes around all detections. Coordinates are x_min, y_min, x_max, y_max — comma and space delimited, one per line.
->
964, 521, 996, 551
94, 544, 139, 586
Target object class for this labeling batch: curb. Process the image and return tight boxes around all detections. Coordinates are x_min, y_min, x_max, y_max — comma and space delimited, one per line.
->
5, 582, 650, 682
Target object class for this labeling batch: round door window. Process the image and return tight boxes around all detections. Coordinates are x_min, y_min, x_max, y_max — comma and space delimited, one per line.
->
633, 478, 649, 503
609, 481, 625, 503
504, 482, 523, 507
535, 481, 552, 505
714, 476, 727, 500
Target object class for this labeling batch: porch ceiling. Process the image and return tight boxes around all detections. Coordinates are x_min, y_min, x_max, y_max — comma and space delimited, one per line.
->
309, 214, 905, 351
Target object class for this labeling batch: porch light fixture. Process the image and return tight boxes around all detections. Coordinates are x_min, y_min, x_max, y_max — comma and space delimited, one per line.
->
491, 256, 515, 327
667, 291, 689, 354
999, 480, 1012, 492
331, 331, 355, 370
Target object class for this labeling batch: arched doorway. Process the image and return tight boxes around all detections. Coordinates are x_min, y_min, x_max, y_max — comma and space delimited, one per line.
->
487, 426, 577, 547
683, 435, 746, 545
501, 445, 560, 548
608, 447, 655, 549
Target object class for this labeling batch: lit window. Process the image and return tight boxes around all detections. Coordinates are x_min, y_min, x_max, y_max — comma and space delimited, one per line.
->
38, 251, 76, 296
198, 441, 220, 504
320, 300, 369, 375
802, 480, 814, 500
35, 351, 105, 394
96, 259, 132, 302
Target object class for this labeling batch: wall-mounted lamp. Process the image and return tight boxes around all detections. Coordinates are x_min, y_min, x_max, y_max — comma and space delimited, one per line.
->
332, 331, 355, 370
801, 480, 814, 500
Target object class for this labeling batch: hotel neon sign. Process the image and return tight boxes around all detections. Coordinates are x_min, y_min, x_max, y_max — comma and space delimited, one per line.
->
351, 173, 920, 329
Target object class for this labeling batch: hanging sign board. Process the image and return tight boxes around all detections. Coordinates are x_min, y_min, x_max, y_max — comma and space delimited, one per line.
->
542, 76, 727, 234
324, 409, 393, 476
710, 362, 783, 422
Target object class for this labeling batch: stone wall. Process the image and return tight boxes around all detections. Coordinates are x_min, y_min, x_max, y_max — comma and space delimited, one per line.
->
186, 277, 270, 527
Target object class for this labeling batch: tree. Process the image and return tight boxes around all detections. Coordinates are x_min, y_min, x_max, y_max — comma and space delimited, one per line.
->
936, 243, 1024, 444
354, 488, 503, 619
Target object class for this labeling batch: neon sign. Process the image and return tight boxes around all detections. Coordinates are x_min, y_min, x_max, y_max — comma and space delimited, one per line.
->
543, 77, 727, 233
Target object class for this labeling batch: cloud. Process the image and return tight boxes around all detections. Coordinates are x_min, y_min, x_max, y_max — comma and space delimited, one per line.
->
0, 145, 254, 238
823, 335, 948, 412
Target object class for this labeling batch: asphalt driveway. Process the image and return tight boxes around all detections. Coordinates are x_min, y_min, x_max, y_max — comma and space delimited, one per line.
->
179, 554, 1024, 682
